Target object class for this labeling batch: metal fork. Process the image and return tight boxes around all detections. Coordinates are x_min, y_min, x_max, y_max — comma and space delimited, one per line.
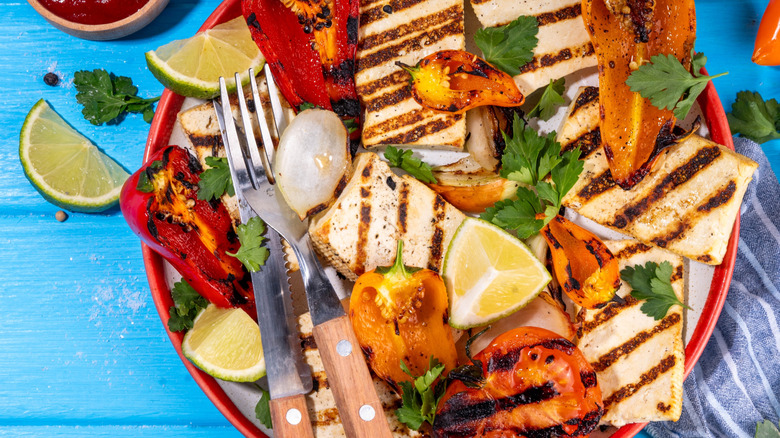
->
215, 66, 393, 438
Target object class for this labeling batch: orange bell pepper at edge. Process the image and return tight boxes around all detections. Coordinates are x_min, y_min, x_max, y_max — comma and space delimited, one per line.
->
349, 240, 458, 391
753, 0, 780, 65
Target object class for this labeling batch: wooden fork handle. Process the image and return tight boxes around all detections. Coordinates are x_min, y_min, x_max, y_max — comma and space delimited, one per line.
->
313, 315, 394, 438
269, 393, 315, 438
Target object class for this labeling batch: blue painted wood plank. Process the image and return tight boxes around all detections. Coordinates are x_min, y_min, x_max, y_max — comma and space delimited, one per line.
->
0, 426, 241, 437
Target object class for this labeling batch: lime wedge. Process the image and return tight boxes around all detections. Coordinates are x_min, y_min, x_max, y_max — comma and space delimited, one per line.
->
19, 99, 129, 212
442, 218, 551, 329
146, 16, 265, 99
182, 304, 266, 382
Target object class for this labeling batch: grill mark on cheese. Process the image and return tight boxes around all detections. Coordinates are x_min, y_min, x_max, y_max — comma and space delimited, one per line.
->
315, 407, 341, 425
614, 242, 653, 259
360, 0, 429, 26
380, 114, 463, 145
356, 70, 408, 98
363, 86, 413, 114
491, 3, 582, 26
590, 313, 681, 372
363, 109, 428, 141
354, 163, 374, 275
398, 180, 410, 234
570, 86, 599, 117
603, 355, 677, 410
580, 296, 640, 336
671, 264, 683, 283
577, 170, 616, 202
312, 371, 330, 390
517, 42, 595, 75
356, 20, 464, 73
698, 180, 737, 212
610, 146, 722, 229
301, 334, 317, 351
428, 194, 447, 270
565, 128, 602, 159
359, 5, 461, 53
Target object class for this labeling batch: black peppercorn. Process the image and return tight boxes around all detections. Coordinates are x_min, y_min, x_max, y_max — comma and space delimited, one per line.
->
383, 4, 393, 13
43, 72, 59, 86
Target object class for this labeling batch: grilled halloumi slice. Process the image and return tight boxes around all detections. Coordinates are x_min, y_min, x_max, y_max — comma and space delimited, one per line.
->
468, 0, 597, 94
558, 86, 758, 265
355, 0, 467, 149
310, 152, 466, 280
575, 240, 685, 426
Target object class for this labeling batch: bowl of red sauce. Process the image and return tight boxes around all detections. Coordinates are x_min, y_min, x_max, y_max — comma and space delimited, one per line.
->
28, 0, 169, 40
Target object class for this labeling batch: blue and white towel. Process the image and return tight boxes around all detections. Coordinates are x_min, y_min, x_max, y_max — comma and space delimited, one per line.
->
646, 137, 780, 438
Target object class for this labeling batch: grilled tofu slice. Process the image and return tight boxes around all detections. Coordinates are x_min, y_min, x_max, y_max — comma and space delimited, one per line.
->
575, 240, 685, 426
558, 86, 758, 265
310, 152, 466, 280
468, 0, 597, 94
355, 0, 467, 149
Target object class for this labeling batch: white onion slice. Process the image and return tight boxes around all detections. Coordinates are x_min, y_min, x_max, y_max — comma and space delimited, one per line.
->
274, 109, 350, 220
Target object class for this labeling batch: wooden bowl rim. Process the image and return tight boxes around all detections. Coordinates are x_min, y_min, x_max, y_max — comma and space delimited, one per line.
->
27, 0, 168, 33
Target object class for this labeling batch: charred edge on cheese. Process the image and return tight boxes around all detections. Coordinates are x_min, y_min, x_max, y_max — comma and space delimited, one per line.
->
363, 109, 428, 141
610, 146, 722, 229
580, 295, 640, 336
590, 313, 681, 372
359, 0, 428, 27
359, 5, 462, 53
570, 86, 599, 117
517, 43, 595, 75
398, 180, 410, 233
356, 20, 464, 73
564, 128, 602, 159
603, 355, 677, 410
356, 70, 408, 97
379, 115, 464, 145
487, 339, 576, 373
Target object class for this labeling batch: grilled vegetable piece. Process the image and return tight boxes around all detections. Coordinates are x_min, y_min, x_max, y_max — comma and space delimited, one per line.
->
426, 157, 520, 214
433, 326, 603, 437
753, 0, 780, 65
120, 146, 254, 315
583, 0, 696, 189
398, 50, 525, 114
349, 241, 458, 391
541, 215, 620, 309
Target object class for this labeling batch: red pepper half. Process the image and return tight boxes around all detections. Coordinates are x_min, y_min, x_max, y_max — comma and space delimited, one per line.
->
120, 146, 255, 316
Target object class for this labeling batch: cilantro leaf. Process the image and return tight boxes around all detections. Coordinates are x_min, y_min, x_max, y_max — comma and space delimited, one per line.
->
384, 146, 437, 183
227, 217, 270, 273
475, 16, 539, 76
255, 388, 273, 429
620, 261, 691, 320
396, 357, 447, 430
500, 114, 561, 185
527, 78, 566, 121
74, 69, 160, 125
167, 279, 209, 332
197, 156, 235, 201
626, 51, 727, 120
727, 90, 780, 144
549, 148, 584, 207
756, 420, 780, 438
480, 188, 545, 239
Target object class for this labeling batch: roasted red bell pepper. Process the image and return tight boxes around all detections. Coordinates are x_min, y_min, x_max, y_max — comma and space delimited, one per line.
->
242, 0, 361, 128
120, 146, 255, 316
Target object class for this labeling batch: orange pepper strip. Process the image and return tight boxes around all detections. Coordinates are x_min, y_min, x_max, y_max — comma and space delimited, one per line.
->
753, 0, 780, 65
398, 50, 525, 114
541, 216, 620, 309
349, 241, 458, 391
583, 0, 696, 189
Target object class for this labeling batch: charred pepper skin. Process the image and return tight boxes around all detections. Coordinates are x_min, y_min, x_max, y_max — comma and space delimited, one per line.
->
120, 146, 255, 316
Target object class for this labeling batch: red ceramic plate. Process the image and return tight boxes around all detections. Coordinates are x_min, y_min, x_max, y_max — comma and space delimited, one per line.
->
140, 1, 740, 436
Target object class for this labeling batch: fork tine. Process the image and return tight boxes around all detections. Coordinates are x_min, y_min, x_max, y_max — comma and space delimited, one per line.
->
263, 63, 288, 139
247, 68, 277, 180
233, 72, 272, 187
216, 77, 252, 193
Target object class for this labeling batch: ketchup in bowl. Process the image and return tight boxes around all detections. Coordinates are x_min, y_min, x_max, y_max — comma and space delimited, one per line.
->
37, 0, 150, 25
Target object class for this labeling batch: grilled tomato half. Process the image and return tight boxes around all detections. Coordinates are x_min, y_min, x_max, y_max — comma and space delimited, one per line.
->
433, 327, 603, 438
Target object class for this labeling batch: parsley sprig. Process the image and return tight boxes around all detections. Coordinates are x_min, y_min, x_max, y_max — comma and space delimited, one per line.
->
384, 146, 437, 183
167, 279, 209, 332
197, 156, 235, 201
481, 114, 583, 239
620, 261, 691, 320
474, 16, 539, 76
227, 216, 270, 272
255, 387, 273, 429
626, 52, 727, 120
74, 69, 159, 125
527, 78, 566, 121
756, 419, 780, 438
727, 91, 780, 144
396, 357, 447, 430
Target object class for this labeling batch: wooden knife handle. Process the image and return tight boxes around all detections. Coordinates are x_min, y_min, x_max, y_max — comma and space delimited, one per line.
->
269, 393, 315, 438
313, 315, 394, 438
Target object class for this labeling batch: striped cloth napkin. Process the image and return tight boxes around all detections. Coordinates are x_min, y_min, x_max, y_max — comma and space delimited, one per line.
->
645, 137, 780, 438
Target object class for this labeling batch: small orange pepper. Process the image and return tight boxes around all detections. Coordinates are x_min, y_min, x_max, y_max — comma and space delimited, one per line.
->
541, 215, 621, 309
753, 0, 780, 65
397, 50, 525, 114
349, 241, 458, 391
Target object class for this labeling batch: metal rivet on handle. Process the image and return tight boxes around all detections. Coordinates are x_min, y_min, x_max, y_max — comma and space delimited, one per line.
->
336, 339, 352, 357
286, 408, 302, 425
359, 404, 376, 421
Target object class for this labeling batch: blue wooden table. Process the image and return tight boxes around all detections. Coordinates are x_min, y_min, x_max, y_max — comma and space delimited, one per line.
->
1, 1, 778, 437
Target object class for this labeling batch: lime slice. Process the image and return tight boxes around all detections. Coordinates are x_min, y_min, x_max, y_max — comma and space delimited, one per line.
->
19, 99, 129, 212
182, 304, 266, 382
146, 16, 265, 99
443, 218, 552, 329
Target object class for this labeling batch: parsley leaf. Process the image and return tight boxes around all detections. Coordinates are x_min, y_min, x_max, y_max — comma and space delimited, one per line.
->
756, 420, 780, 438
474, 16, 539, 76
255, 388, 273, 429
384, 146, 437, 183
227, 217, 270, 273
499, 115, 562, 185
727, 91, 780, 144
167, 279, 209, 332
527, 78, 566, 121
480, 189, 545, 239
74, 69, 160, 125
626, 51, 727, 120
620, 261, 691, 320
197, 156, 235, 201
396, 357, 447, 430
